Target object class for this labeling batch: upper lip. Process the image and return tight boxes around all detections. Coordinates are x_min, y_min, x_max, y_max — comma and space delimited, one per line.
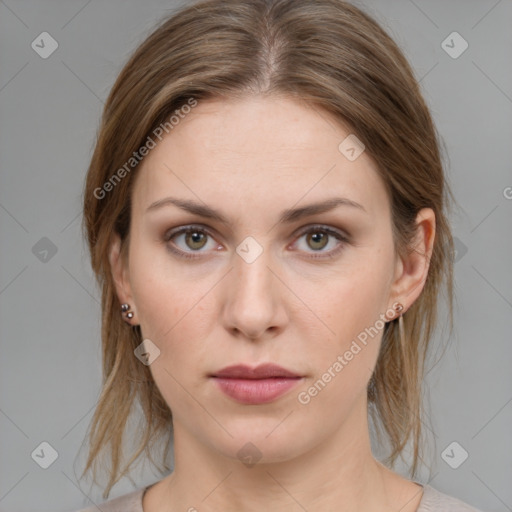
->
210, 363, 301, 379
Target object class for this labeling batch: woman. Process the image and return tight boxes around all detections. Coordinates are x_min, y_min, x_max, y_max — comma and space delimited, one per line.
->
75, 0, 482, 510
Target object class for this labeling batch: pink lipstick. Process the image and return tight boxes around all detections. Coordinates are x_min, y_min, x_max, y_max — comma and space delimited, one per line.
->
210, 363, 302, 405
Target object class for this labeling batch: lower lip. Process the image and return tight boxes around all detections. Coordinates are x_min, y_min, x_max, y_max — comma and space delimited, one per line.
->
212, 377, 302, 405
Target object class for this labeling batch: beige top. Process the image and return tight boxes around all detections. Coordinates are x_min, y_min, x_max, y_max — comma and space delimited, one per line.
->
74, 482, 483, 511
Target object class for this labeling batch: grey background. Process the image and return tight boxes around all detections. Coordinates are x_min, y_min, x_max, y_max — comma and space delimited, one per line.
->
0, 1, 511, 511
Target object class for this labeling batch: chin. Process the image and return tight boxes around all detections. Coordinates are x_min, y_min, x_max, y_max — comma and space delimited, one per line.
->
204, 420, 315, 466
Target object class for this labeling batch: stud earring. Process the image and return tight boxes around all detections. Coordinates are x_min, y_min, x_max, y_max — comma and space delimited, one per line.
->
121, 303, 134, 321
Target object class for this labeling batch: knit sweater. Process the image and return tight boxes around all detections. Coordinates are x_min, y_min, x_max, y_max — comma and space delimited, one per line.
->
74, 482, 483, 511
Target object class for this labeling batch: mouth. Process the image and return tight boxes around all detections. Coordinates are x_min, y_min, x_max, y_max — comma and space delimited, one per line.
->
209, 363, 303, 405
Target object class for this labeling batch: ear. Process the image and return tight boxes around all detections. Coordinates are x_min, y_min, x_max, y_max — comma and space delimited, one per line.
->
108, 232, 136, 321
389, 207, 436, 312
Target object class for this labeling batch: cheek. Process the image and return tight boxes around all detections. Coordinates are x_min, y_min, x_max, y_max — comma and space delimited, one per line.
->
300, 256, 391, 342
294, 251, 392, 392
129, 264, 213, 412
128, 251, 217, 377
128, 239, 192, 333
296, 292, 385, 421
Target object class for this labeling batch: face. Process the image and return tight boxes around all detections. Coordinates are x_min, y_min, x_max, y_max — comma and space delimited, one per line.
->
110, 95, 428, 466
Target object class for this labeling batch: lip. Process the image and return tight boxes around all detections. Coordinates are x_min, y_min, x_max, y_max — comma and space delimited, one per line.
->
211, 363, 301, 379
210, 364, 303, 405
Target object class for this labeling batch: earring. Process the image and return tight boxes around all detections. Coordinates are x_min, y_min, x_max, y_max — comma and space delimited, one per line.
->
121, 303, 134, 321
393, 302, 405, 347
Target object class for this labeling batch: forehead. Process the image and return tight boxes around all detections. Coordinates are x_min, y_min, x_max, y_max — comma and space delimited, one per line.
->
132, 95, 389, 220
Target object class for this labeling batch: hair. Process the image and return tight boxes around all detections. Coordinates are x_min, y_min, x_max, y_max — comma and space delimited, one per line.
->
80, 0, 456, 499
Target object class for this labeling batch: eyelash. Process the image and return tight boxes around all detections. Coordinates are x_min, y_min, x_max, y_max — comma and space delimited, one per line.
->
163, 224, 350, 261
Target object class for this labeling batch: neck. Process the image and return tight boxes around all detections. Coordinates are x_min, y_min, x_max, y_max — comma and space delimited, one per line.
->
146, 397, 422, 512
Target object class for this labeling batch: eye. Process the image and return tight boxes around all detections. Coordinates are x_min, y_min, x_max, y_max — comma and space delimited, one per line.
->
292, 225, 349, 259
163, 225, 220, 259
163, 224, 349, 260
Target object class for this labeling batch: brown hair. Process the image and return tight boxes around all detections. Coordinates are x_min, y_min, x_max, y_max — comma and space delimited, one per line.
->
80, 0, 456, 499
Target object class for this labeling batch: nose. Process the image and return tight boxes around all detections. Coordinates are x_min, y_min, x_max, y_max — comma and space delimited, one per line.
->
221, 244, 288, 341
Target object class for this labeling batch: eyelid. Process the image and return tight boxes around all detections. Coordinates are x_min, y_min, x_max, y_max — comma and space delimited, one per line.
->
293, 223, 350, 240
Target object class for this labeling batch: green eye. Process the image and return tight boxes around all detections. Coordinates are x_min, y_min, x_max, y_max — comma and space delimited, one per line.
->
164, 224, 349, 260
294, 226, 349, 259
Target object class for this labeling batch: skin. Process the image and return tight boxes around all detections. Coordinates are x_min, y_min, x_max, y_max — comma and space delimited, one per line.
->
109, 95, 435, 512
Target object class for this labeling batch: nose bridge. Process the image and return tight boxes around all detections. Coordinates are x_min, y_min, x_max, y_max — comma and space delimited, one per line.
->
235, 243, 274, 297
222, 235, 284, 339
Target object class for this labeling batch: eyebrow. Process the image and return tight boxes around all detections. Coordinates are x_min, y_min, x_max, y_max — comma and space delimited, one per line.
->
145, 196, 367, 224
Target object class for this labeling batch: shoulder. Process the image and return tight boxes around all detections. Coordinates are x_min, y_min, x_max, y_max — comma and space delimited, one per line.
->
418, 484, 484, 512
71, 487, 146, 512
